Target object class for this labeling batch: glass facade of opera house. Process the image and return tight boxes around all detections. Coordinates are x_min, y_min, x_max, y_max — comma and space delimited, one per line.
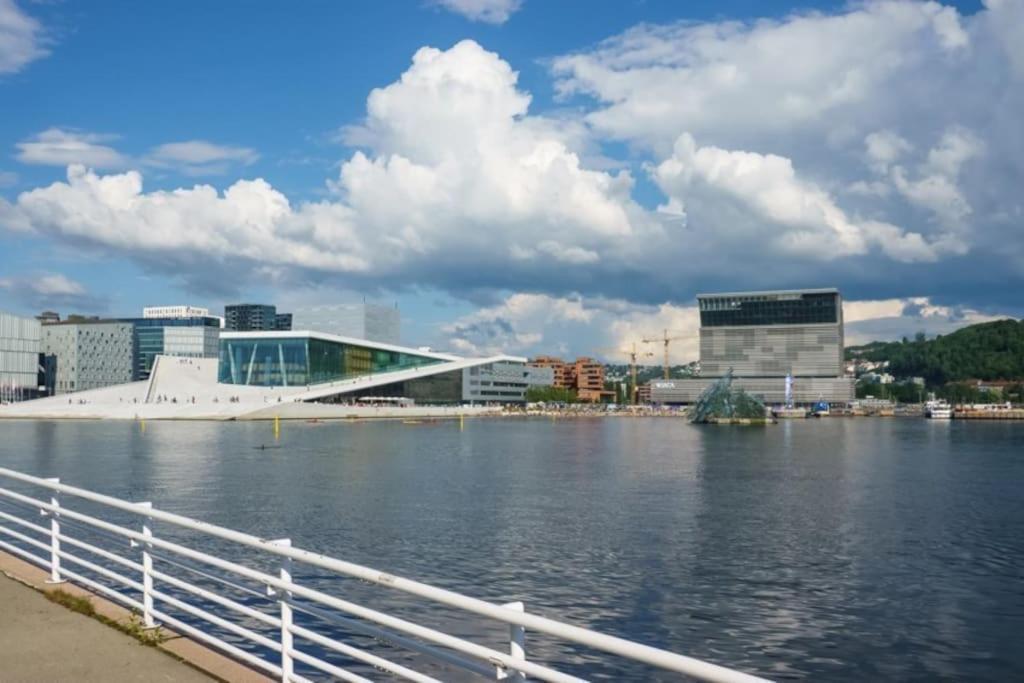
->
218, 334, 442, 386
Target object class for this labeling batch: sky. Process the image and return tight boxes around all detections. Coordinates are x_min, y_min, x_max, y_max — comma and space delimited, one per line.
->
1, 0, 1020, 363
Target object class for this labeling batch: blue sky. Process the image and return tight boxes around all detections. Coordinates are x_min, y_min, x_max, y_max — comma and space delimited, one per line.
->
0, 0, 1017, 360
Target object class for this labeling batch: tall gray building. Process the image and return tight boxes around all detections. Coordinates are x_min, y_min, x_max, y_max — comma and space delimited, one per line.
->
42, 321, 134, 394
698, 289, 844, 377
292, 303, 400, 345
0, 311, 42, 400
651, 288, 853, 405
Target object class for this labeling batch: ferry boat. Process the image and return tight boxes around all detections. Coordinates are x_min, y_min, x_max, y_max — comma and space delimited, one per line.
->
925, 400, 953, 419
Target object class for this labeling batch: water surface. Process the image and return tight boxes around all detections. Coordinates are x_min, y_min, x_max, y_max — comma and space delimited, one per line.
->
1, 417, 1021, 680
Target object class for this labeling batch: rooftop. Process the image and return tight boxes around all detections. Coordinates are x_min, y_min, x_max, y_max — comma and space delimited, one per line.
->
696, 288, 839, 299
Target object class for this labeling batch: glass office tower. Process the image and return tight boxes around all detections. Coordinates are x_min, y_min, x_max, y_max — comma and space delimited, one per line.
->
120, 316, 221, 380
225, 304, 279, 331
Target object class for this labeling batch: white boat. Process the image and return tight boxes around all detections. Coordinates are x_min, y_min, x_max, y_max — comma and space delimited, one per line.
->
925, 400, 952, 419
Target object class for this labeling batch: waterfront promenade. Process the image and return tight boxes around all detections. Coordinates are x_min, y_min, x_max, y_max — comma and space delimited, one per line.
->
0, 552, 268, 683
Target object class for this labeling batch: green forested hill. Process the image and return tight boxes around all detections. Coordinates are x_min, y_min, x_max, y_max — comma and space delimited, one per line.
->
846, 319, 1024, 385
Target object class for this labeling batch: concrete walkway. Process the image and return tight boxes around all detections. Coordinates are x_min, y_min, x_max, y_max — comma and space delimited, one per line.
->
0, 551, 271, 682
0, 574, 211, 682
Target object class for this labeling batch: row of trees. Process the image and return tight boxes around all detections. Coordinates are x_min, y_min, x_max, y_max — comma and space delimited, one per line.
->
524, 386, 579, 403
857, 380, 1024, 404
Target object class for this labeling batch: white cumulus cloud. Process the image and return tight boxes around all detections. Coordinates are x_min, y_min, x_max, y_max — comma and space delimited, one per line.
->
5, 41, 651, 297
652, 133, 953, 263
4, 5, 1024, 314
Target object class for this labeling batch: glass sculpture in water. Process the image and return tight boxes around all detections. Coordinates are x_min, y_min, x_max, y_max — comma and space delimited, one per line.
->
689, 368, 767, 423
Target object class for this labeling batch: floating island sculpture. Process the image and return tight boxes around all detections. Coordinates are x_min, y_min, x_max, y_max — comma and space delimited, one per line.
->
689, 368, 772, 424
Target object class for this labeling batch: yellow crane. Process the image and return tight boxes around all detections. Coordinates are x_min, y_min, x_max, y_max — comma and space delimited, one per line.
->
593, 342, 654, 405
641, 329, 698, 380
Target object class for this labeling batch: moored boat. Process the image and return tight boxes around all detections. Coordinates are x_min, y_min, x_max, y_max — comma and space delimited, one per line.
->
925, 399, 952, 419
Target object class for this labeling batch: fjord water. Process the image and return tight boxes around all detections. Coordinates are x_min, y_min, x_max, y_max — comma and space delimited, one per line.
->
1, 417, 1022, 680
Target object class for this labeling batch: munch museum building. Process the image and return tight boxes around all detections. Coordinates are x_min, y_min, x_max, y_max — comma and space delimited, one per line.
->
650, 289, 855, 405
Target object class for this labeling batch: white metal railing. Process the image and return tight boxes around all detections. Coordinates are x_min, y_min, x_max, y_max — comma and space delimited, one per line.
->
0, 467, 770, 683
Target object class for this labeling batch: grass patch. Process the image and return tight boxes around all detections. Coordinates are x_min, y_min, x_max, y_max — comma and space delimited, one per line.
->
44, 589, 167, 646
44, 589, 95, 616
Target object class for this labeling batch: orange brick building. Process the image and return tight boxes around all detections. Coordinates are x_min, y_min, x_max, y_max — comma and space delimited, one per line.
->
528, 356, 614, 402
529, 356, 574, 389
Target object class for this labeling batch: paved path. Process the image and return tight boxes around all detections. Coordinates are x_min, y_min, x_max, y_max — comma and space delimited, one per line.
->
0, 574, 211, 683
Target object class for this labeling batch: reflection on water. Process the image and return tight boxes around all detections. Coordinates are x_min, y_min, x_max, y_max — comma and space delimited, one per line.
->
1, 417, 1023, 680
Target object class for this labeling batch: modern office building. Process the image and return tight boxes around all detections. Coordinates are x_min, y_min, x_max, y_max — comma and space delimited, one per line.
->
225, 304, 291, 332
41, 320, 134, 394
462, 362, 554, 403
0, 311, 42, 401
650, 288, 854, 405
124, 315, 221, 380
143, 305, 209, 319
291, 303, 400, 345
273, 313, 292, 331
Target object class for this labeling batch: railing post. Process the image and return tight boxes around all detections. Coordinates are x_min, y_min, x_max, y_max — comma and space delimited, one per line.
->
502, 601, 527, 682
134, 501, 159, 628
43, 478, 65, 584
269, 538, 293, 682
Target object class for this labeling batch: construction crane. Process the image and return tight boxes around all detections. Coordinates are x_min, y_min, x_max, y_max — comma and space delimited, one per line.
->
641, 329, 698, 380
593, 342, 654, 405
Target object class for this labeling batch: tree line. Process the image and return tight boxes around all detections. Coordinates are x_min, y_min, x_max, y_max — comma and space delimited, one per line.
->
847, 319, 1024, 387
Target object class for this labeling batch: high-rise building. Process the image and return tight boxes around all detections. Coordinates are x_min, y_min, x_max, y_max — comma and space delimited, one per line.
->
650, 288, 854, 405
273, 313, 292, 331
698, 289, 844, 377
41, 320, 134, 394
0, 311, 42, 401
122, 314, 221, 380
225, 304, 284, 332
291, 303, 399, 345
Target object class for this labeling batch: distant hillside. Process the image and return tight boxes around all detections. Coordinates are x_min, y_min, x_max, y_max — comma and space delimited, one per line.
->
846, 319, 1024, 385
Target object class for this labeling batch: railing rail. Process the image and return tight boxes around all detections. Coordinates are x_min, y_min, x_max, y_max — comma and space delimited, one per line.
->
0, 466, 770, 682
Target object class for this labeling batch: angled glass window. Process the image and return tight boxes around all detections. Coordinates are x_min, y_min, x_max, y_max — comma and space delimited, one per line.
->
218, 336, 443, 386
